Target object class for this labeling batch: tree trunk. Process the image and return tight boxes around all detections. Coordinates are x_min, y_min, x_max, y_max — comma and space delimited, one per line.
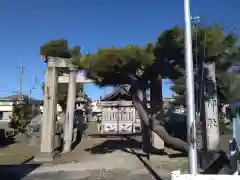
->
150, 78, 164, 121
131, 87, 188, 152
141, 88, 152, 153
150, 78, 165, 151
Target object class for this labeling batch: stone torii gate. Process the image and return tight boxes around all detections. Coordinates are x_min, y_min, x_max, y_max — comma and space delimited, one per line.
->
34, 57, 92, 162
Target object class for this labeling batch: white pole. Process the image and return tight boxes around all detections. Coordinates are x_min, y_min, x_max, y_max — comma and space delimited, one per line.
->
184, 0, 198, 174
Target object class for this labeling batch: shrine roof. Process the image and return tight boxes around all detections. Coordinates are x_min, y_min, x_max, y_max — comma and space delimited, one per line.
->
100, 85, 131, 101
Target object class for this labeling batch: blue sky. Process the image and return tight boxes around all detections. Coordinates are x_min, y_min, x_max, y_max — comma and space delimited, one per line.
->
0, 0, 238, 100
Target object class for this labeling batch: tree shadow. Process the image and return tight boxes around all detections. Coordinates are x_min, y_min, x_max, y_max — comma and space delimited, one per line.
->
0, 163, 41, 180
84, 136, 144, 155
125, 148, 165, 180
123, 137, 166, 180
199, 150, 231, 174
0, 137, 16, 148
87, 133, 142, 138
167, 152, 188, 158
85, 136, 165, 180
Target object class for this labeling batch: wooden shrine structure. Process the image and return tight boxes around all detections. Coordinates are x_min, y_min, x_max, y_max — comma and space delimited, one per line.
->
98, 85, 141, 134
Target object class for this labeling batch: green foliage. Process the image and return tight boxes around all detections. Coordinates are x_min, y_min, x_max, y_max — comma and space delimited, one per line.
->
218, 72, 240, 104
10, 101, 30, 133
39, 25, 240, 106
170, 77, 186, 106
40, 39, 86, 68
159, 25, 240, 106
79, 45, 155, 86
40, 39, 71, 58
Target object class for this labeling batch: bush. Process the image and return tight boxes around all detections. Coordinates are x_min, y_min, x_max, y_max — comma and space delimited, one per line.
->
10, 101, 30, 133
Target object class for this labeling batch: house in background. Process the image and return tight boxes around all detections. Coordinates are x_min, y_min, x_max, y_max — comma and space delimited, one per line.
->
0, 94, 42, 130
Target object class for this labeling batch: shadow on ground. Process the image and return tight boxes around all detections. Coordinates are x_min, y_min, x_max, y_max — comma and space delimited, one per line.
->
84, 137, 142, 154
0, 129, 16, 148
0, 163, 41, 180
0, 136, 16, 148
85, 136, 166, 180
126, 148, 166, 180
0, 132, 42, 179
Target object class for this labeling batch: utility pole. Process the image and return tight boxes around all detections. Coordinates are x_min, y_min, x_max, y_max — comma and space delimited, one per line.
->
29, 87, 35, 118
184, 0, 198, 174
18, 65, 24, 102
29, 88, 32, 104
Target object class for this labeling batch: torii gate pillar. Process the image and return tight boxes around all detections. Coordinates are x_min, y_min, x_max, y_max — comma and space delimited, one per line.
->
63, 64, 77, 153
35, 58, 59, 162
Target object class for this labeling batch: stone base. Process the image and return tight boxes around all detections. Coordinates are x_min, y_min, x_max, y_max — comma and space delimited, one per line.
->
198, 150, 229, 174
34, 152, 55, 162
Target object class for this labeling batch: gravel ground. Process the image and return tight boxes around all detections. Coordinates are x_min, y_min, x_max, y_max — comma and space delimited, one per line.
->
0, 122, 188, 180
0, 147, 186, 180
0, 134, 38, 165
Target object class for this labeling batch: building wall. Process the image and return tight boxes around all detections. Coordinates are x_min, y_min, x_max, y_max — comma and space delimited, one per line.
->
0, 111, 12, 129
0, 105, 13, 111
0, 101, 41, 129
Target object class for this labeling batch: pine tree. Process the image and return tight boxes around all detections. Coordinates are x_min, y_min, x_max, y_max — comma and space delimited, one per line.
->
10, 101, 30, 133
